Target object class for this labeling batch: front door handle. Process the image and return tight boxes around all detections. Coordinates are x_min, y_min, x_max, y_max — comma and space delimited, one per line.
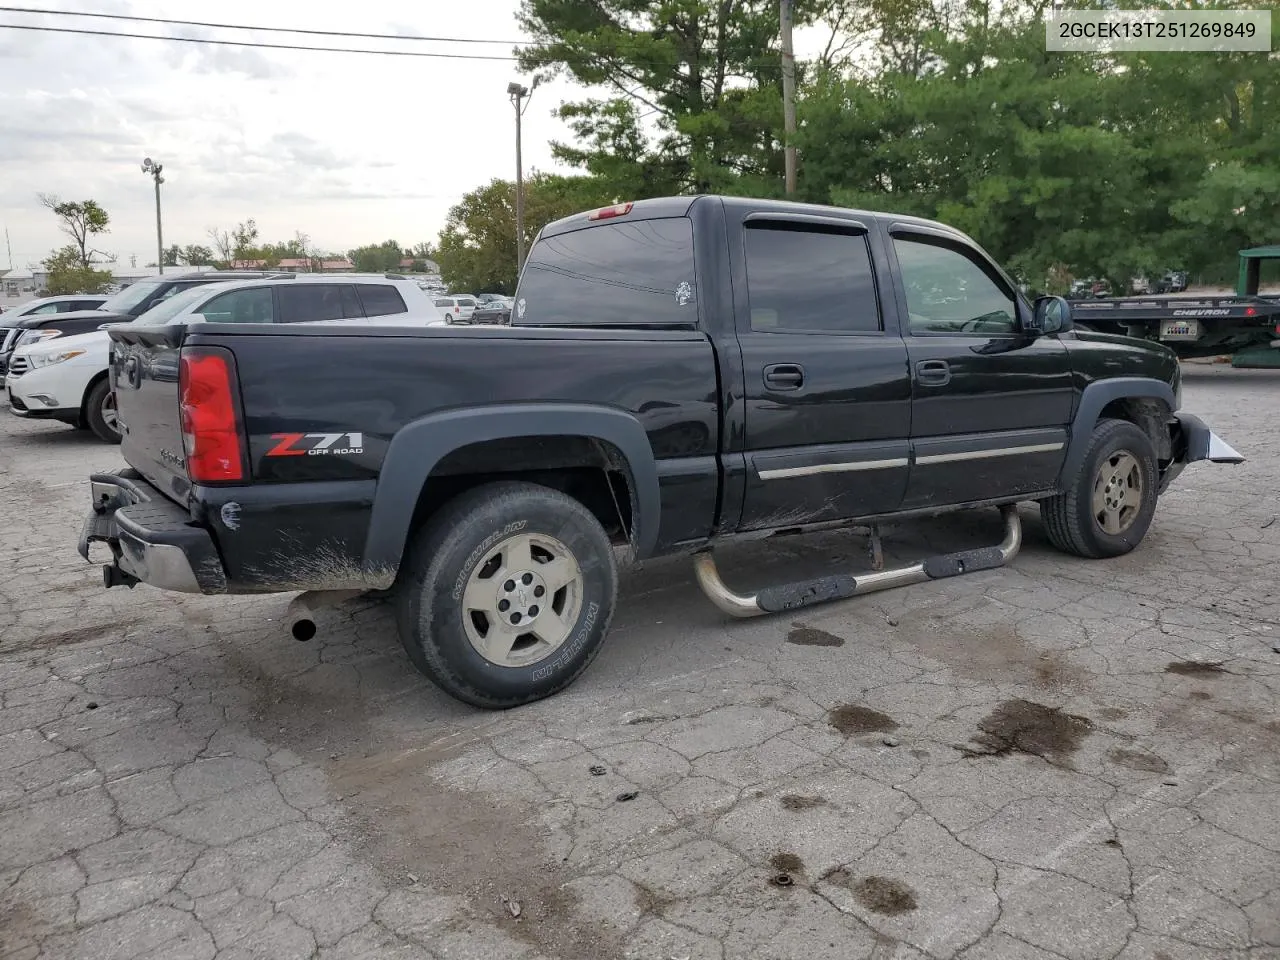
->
764, 363, 805, 391
915, 359, 951, 386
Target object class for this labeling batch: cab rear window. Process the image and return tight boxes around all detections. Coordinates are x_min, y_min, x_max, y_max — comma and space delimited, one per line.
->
515, 217, 697, 326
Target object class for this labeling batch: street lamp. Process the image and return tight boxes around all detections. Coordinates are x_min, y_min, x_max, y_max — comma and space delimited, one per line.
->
508, 77, 539, 274
141, 157, 165, 274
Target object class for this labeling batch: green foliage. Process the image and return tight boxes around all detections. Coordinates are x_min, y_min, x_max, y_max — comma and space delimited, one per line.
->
38, 195, 111, 268
495, 0, 1279, 293
42, 244, 113, 295
348, 240, 405, 273
178, 244, 214, 267
436, 173, 613, 294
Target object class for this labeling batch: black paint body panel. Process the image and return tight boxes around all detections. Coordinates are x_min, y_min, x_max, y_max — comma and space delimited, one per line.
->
102, 196, 1189, 595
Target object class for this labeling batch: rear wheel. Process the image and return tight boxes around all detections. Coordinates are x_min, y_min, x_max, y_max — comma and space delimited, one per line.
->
396, 481, 618, 708
85, 378, 121, 444
1040, 419, 1158, 558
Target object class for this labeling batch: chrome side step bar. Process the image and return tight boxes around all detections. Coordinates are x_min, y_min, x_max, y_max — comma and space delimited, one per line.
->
693, 505, 1022, 618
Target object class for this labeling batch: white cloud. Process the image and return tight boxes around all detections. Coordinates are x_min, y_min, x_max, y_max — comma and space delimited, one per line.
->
0, 0, 574, 266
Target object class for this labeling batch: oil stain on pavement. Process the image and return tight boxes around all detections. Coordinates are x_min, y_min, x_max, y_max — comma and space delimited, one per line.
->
828, 704, 899, 735
963, 699, 1093, 766
787, 624, 846, 647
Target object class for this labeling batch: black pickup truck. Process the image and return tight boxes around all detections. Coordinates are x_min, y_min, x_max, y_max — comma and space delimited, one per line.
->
80, 196, 1243, 708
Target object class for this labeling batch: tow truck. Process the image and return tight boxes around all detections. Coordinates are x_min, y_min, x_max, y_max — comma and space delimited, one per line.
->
1069, 246, 1280, 365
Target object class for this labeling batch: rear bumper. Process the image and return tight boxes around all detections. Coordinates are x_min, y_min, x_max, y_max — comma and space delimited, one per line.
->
1159, 413, 1245, 494
78, 470, 227, 594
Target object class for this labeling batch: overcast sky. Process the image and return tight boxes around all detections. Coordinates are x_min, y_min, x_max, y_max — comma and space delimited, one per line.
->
1, 1, 829, 270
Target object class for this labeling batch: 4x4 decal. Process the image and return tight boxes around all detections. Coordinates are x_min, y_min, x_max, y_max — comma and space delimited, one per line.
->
266, 432, 365, 457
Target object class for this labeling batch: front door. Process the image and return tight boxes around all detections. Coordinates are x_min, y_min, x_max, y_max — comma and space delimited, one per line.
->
887, 229, 1075, 509
737, 215, 912, 531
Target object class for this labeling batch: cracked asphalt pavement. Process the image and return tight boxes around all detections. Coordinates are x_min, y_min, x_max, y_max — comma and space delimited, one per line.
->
2, 366, 1278, 960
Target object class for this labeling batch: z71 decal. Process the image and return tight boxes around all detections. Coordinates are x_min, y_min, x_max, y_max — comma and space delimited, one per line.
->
266, 432, 365, 457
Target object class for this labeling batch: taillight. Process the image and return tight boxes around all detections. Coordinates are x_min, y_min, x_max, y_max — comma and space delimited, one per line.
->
179, 348, 244, 483
587, 202, 633, 221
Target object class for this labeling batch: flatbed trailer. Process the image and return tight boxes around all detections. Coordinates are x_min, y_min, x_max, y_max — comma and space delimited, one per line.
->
1068, 246, 1280, 360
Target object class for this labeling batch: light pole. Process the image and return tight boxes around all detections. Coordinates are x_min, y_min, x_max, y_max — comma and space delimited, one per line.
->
507, 78, 539, 274
141, 157, 164, 273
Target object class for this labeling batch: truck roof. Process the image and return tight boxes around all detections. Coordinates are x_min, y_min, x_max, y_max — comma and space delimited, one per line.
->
536, 195, 972, 244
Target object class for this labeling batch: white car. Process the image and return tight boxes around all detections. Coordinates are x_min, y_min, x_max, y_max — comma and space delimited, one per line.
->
5, 329, 118, 441
433, 295, 478, 323
6, 275, 449, 443
127, 273, 448, 327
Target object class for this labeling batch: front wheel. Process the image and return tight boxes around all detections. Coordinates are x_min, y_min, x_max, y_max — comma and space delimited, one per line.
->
396, 481, 618, 708
1040, 418, 1158, 558
85, 378, 121, 444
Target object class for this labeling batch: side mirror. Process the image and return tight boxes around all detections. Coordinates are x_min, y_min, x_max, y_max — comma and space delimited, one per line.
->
1029, 295, 1072, 336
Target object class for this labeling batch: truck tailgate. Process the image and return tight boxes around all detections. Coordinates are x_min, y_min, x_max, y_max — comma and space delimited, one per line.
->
109, 324, 193, 505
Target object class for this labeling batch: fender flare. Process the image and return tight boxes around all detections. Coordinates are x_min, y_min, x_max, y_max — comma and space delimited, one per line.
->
362, 403, 660, 576
1058, 377, 1175, 484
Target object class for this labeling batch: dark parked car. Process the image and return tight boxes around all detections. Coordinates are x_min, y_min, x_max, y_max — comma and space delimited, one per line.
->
83, 195, 1241, 709
469, 299, 512, 324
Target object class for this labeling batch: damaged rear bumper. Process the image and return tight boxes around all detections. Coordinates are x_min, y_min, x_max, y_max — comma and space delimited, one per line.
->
1160, 413, 1244, 493
78, 470, 227, 594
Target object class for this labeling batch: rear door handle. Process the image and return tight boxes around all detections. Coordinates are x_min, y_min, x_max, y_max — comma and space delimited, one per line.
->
915, 359, 951, 386
764, 363, 805, 391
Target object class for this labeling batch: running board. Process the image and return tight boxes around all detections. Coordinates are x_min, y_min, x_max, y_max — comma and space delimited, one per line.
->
693, 505, 1022, 618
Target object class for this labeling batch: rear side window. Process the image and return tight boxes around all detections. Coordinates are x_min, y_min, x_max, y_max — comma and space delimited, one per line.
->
744, 223, 880, 333
197, 287, 275, 324
277, 284, 348, 323
357, 284, 408, 317
434, 298, 454, 308
516, 217, 697, 326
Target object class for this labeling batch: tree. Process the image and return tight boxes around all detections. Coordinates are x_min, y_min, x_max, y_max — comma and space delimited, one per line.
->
410, 241, 437, 261
517, 0, 835, 197
42, 244, 113, 295
435, 173, 611, 294
348, 240, 404, 273
163, 245, 181, 267
179, 244, 214, 266
206, 220, 263, 268
38, 195, 111, 268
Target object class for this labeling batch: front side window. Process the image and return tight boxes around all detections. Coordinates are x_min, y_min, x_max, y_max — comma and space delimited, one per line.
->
516, 217, 697, 326
744, 223, 880, 333
132, 284, 214, 325
277, 285, 346, 323
358, 285, 408, 317
196, 287, 275, 324
894, 237, 1016, 335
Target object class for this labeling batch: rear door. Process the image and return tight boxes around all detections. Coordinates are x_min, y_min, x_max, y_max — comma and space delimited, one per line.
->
735, 213, 912, 530
276, 284, 351, 324
886, 227, 1074, 508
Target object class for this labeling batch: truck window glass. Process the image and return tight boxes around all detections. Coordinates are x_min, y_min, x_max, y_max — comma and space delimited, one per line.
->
894, 237, 1016, 335
358, 285, 408, 317
278, 284, 345, 323
516, 217, 697, 326
744, 223, 880, 333
196, 287, 275, 324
